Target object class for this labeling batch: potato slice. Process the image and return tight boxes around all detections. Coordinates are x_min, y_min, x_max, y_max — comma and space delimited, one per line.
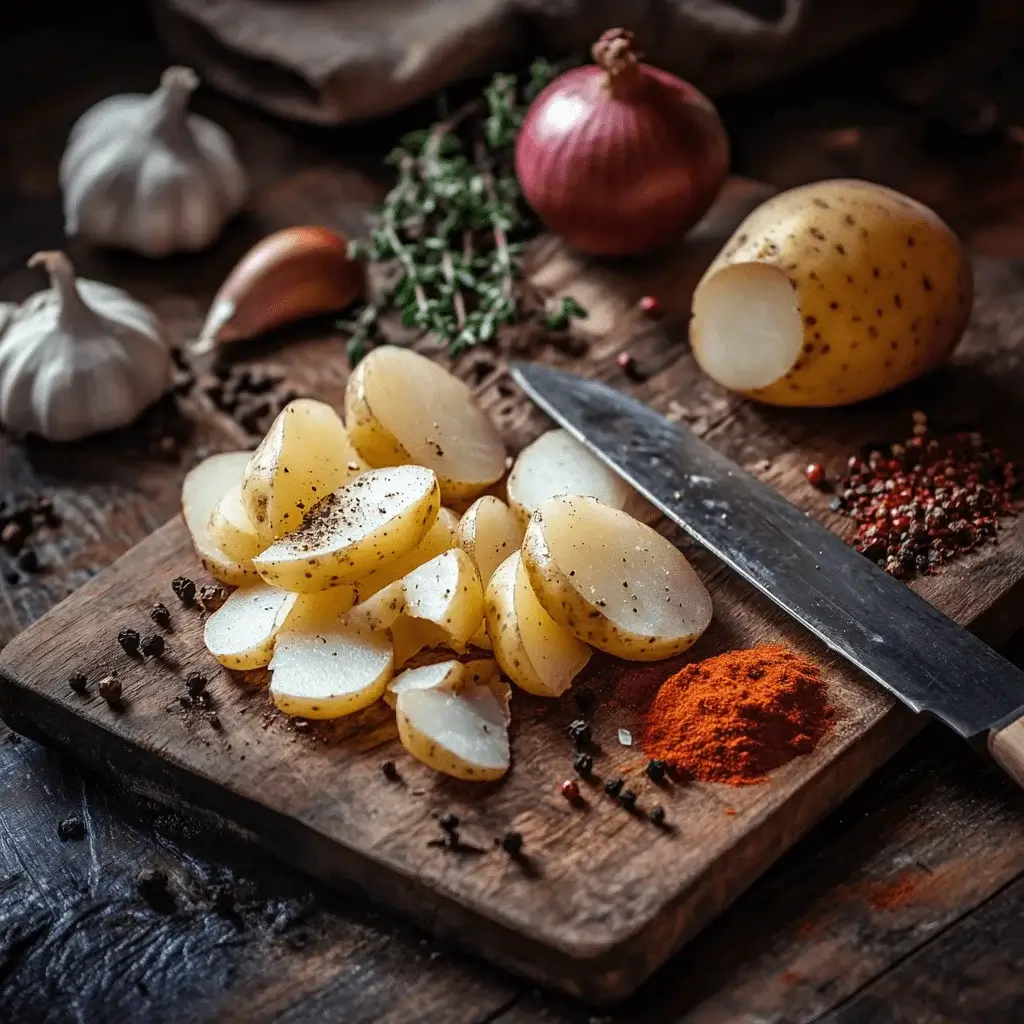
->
506, 429, 632, 528
396, 662, 510, 781
390, 615, 450, 668
485, 553, 589, 697
270, 588, 392, 719
208, 483, 265, 562
522, 495, 713, 660
204, 583, 297, 670
356, 506, 460, 600
456, 495, 524, 583
403, 548, 484, 648
253, 466, 440, 592
388, 657, 500, 700
468, 622, 492, 651
182, 450, 260, 587
346, 580, 406, 633
242, 398, 368, 540
345, 345, 507, 502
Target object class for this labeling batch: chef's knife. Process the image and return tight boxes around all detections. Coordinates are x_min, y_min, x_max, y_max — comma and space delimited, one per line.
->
511, 362, 1024, 787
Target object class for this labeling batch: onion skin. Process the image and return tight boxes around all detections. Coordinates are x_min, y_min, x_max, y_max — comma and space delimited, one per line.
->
193, 226, 364, 353
515, 29, 729, 256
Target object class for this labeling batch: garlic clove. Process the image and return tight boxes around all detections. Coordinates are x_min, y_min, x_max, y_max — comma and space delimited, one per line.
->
193, 226, 365, 354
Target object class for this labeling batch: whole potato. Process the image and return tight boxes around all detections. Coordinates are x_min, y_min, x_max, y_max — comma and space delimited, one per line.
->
690, 179, 973, 407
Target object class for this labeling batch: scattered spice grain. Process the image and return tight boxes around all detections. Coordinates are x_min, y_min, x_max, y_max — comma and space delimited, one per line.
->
98, 674, 122, 704
380, 760, 399, 781
567, 719, 591, 747
560, 779, 581, 803
198, 582, 228, 612
439, 812, 460, 833
117, 628, 141, 655
648, 805, 666, 826
645, 758, 668, 783
499, 831, 524, 856
150, 602, 171, 627
185, 672, 208, 697
68, 672, 88, 695
603, 776, 624, 797
141, 634, 165, 658
57, 814, 85, 841
17, 549, 39, 573
804, 463, 825, 487
572, 752, 594, 777
172, 576, 196, 604
619, 788, 638, 810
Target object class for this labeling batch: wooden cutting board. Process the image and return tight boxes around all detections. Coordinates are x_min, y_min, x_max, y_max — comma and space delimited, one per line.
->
3, 181, 1024, 1005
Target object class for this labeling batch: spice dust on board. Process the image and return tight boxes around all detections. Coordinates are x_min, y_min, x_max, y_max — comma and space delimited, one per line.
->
640, 645, 835, 786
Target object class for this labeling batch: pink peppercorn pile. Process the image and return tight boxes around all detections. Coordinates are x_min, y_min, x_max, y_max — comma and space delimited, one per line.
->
833, 412, 1017, 578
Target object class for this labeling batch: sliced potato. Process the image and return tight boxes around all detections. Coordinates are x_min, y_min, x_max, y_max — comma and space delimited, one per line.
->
468, 621, 492, 651
270, 588, 392, 719
456, 495, 524, 583
506, 429, 632, 528
396, 663, 510, 781
356, 506, 460, 600
388, 657, 500, 700
390, 615, 450, 668
253, 466, 440, 592
522, 495, 713, 660
403, 548, 484, 648
485, 553, 589, 697
345, 345, 507, 502
208, 482, 265, 562
182, 450, 259, 586
204, 583, 297, 670
242, 398, 368, 540
346, 580, 406, 633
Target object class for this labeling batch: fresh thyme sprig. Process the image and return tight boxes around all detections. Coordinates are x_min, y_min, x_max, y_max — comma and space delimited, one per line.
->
340, 59, 580, 365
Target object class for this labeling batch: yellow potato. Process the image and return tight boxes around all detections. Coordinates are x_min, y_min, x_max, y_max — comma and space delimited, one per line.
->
521, 495, 713, 660
242, 398, 368, 540
181, 451, 260, 587
402, 548, 484, 648
208, 483, 265, 562
390, 615, 450, 668
346, 580, 406, 633
203, 583, 297, 670
456, 495, 524, 583
690, 179, 973, 406
253, 466, 440, 592
345, 345, 507, 502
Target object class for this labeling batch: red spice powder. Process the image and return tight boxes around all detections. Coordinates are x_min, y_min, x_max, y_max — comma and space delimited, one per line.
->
640, 645, 835, 785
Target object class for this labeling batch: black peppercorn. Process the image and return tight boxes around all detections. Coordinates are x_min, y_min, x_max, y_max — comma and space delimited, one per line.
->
140, 634, 165, 658
117, 627, 141, 655
567, 718, 591, 747
604, 776, 624, 797
648, 806, 666, 826
17, 549, 39, 573
185, 672, 207, 697
572, 752, 594, 777
619, 788, 638, 810
645, 759, 668, 783
499, 831, 524, 856
135, 867, 171, 908
439, 812, 460, 833
98, 674, 122, 704
150, 602, 171, 628
381, 760, 399, 781
171, 576, 196, 605
68, 672, 88, 695
57, 814, 85, 841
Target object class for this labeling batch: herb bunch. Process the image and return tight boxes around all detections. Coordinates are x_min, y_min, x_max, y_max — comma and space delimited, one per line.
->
341, 59, 584, 364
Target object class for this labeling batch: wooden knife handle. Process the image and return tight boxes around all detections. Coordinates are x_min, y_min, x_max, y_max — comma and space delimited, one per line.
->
989, 715, 1024, 788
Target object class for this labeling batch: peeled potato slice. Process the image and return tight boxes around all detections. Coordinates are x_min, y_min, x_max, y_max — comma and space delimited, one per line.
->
182, 451, 259, 587
242, 398, 368, 540
402, 548, 484, 648
253, 466, 440, 593
204, 583, 297, 670
345, 345, 507, 502
208, 483, 265, 562
270, 588, 392, 719
485, 553, 589, 697
456, 496, 524, 584
506, 429, 632, 528
522, 495, 713, 660
356, 506, 460, 600
396, 662, 510, 781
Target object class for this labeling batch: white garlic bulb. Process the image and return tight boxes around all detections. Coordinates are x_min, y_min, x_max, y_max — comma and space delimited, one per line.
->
59, 67, 248, 257
0, 252, 173, 442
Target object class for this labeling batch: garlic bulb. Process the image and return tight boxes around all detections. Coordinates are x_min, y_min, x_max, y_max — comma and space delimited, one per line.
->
0, 252, 173, 442
59, 67, 248, 257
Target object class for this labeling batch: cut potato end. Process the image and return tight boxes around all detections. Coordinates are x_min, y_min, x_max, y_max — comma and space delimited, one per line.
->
204, 583, 297, 670
356, 506, 460, 600
242, 398, 368, 541
506, 429, 632, 528
396, 674, 510, 781
253, 465, 440, 592
344, 345, 507, 502
456, 495, 524, 583
522, 495, 713, 660
208, 483, 265, 563
402, 548, 484, 648
270, 591, 392, 718
182, 451, 259, 587
690, 262, 803, 392
347, 580, 406, 633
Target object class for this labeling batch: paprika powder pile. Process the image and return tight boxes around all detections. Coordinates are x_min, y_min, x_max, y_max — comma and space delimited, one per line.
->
640, 645, 834, 785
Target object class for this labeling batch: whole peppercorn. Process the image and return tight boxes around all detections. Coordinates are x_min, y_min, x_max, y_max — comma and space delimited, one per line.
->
619, 788, 638, 810
185, 672, 208, 697
171, 576, 196, 605
645, 759, 668, 783
560, 779, 581, 803
648, 805, 666, 826
68, 672, 89, 695
499, 831, 524, 856
150, 603, 171, 628
567, 719, 591, 747
140, 634, 165, 658
439, 812, 460, 833
805, 463, 825, 487
572, 752, 594, 777
57, 815, 86, 841
380, 760, 399, 781
98, 674, 122, 704
117, 628, 141, 655
603, 776, 624, 797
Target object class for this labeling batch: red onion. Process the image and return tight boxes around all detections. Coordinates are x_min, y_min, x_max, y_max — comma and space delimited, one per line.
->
515, 29, 729, 256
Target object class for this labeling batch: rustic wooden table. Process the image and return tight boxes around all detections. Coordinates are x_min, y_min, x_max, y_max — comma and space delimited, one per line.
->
4, 14, 1024, 1024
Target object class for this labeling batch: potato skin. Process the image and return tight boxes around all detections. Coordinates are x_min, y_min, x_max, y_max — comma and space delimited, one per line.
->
694, 179, 973, 406
344, 360, 411, 467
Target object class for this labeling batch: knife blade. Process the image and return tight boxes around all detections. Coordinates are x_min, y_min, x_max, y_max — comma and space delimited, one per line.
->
510, 362, 1024, 767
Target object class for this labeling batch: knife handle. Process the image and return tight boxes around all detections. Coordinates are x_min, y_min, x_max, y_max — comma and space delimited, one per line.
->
989, 716, 1024, 789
